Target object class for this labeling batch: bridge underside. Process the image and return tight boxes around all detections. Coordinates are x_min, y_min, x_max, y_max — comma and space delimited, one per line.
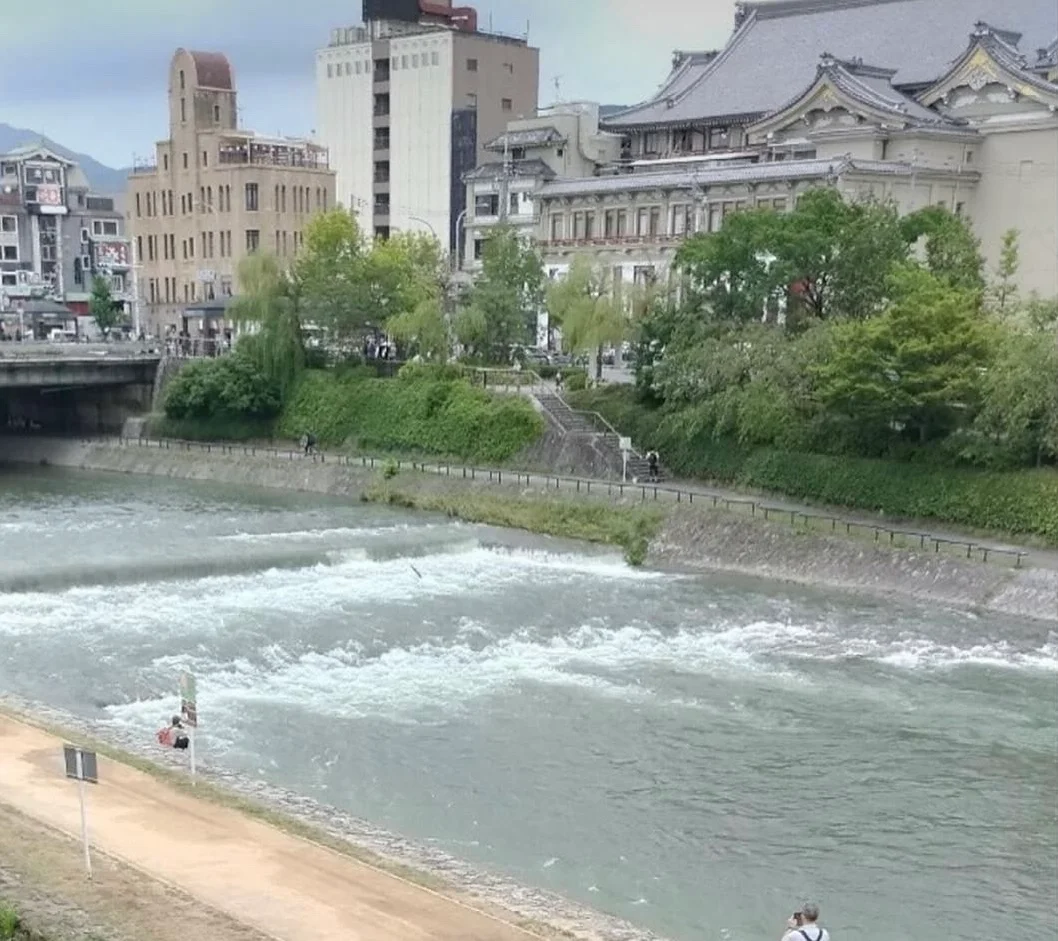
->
1, 383, 154, 436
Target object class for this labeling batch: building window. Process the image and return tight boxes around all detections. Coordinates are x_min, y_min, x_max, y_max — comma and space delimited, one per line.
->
136, 235, 143, 260
401, 55, 408, 69
281, 185, 287, 212
246, 229, 260, 253
431, 51, 439, 66
179, 69, 185, 91
180, 98, 186, 122
245, 182, 259, 211
412, 54, 419, 67
374, 92, 390, 117
604, 210, 617, 238
1, 215, 16, 235
549, 213, 564, 240
374, 127, 390, 150
202, 150, 208, 167
616, 210, 628, 236
163, 154, 169, 170
474, 238, 484, 260
708, 127, 728, 149
671, 204, 694, 235
182, 152, 188, 169
375, 226, 390, 241
467, 57, 478, 71
643, 132, 659, 154
475, 193, 499, 216
501, 98, 513, 112
374, 58, 390, 81
584, 210, 596, 240
572, 211, 586, 240
135, 193, 141, 217
327, 64, 333, 78
504, 62, 514, 74
467, 92, 478, 109
2, 245, 17, 261
91, 219, 119, 236
213, 104, 221, 123
374, 161, 390, 184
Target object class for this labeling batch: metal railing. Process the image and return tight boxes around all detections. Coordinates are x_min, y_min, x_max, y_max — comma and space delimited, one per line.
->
108, 435, 1029, 569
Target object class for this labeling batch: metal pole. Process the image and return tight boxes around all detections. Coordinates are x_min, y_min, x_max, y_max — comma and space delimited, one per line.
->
622, 450, 628, 483
75, 751, 92, 878
189, 726, 197, 783
130, 232, 142, 338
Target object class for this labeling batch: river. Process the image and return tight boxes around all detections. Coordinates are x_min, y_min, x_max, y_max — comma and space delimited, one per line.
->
0, 466, 1055, 941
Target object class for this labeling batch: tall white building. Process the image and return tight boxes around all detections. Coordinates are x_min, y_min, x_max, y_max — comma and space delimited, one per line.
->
317, 0, 539, 252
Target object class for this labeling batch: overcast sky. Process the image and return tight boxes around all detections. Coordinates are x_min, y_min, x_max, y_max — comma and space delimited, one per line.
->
1, 0, 736, 168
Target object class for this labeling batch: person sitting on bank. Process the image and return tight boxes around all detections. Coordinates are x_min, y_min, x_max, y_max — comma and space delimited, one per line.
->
156, 716, 190, 750
782, 902, 830, 941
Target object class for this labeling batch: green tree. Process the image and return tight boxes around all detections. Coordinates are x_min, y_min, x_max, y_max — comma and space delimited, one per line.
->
966, 328, 1058, 467
230, 253, 304, 400
457, 226, 544, 362
991, 228, 1020, 313
675, 188, 908, 324
388, 296, 450, 361
814, 267, 994, 450
900, 205, 985, 295
292, 208, 366, 340
547, 257, 629, 378
89, 275, 121, 338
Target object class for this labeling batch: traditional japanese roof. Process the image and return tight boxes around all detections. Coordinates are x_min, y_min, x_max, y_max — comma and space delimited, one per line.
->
920, 21, 1058, 105
750, 54, 960, 139
0, 142, 75, 164
484, 127, 566, 152
463, 159, 556, 183
603, 0, 1057, 129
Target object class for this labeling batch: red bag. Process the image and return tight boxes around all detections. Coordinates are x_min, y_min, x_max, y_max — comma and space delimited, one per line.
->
156, 727, 173, 747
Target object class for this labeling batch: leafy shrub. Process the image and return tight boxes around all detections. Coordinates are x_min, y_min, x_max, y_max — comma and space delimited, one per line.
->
562, 370, 588, 392
163, 353, 281, 423
570, 385, 1058, 542
277, 371, 543, 463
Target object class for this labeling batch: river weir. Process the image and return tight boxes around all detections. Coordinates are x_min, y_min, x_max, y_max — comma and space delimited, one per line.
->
0, 466, 1055, 941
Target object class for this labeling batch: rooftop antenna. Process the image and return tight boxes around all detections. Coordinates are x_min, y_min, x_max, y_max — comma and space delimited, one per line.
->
553, 75, 563, 102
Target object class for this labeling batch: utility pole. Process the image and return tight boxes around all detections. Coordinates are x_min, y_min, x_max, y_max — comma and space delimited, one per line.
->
498, 133, 511, 223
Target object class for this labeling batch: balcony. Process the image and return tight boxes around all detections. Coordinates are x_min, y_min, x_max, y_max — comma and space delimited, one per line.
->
544, 233, 685, 250
217, 140, 329, 170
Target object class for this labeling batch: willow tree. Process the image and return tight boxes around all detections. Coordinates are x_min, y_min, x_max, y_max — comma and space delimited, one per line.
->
547, 257, 629, 378
230, 252, 304, 400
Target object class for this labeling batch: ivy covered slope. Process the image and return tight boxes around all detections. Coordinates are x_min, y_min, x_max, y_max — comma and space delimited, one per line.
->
276, 366, 543, 463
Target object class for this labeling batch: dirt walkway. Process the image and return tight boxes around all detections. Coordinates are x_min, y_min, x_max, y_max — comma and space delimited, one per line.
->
0, 716, 537, 941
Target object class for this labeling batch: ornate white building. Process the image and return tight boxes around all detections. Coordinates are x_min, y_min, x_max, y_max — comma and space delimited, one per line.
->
533, 0, 1057, 297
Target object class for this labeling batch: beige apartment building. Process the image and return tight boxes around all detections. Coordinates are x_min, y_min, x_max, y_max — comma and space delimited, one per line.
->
318, 0, 538, 252
128, 49, 336, 335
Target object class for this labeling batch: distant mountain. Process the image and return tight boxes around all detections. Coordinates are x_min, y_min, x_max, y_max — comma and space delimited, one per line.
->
0, 123, 128, 195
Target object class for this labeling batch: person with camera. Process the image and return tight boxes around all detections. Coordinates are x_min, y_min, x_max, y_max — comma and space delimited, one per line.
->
782, 902, 829, 941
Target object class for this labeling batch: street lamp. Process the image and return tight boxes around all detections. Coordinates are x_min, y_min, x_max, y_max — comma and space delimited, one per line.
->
406, 215, 438, 240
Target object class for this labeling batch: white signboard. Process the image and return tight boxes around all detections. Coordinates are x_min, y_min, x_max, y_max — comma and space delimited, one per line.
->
619, 437, 632, 453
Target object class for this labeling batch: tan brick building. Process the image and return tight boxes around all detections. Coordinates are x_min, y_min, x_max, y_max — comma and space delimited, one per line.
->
128, 49, 336, 335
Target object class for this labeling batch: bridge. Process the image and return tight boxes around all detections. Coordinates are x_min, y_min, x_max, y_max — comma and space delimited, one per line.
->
0, 343, 163, 434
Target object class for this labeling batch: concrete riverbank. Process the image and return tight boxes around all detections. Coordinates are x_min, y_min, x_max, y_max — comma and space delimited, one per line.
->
3, 435, 1056, 622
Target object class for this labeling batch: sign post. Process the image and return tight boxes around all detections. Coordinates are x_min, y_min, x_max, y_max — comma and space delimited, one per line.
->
179, 672, 198, 783
63, 744, 98, 878
619, 437, 632, 483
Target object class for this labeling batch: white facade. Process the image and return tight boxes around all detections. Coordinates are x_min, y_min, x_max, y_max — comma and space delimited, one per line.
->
317, 40, 376, 228
388, 32, 454, 240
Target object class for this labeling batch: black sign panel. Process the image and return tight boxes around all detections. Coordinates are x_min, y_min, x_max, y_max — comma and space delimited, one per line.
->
363, 0, 421, 22
63, 745, 99, 784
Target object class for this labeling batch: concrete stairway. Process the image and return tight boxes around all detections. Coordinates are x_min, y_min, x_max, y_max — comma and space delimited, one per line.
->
531, 387, 665, 482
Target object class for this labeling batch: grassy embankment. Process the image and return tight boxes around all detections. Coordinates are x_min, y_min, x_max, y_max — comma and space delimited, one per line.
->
0, 906, 20, 941
570, 385, 1058, 545
152, 368, 663, 564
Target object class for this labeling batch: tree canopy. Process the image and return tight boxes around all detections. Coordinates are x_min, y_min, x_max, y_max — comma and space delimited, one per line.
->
546, 257, 629, 378
89, 275, 121, 338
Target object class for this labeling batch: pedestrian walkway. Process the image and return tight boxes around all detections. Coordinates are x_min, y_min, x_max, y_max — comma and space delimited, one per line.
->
0, 715, 538, 941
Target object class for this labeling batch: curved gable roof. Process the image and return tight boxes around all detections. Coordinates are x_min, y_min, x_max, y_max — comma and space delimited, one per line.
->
189, 50, 234, 90
603, 0, 1057, 129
